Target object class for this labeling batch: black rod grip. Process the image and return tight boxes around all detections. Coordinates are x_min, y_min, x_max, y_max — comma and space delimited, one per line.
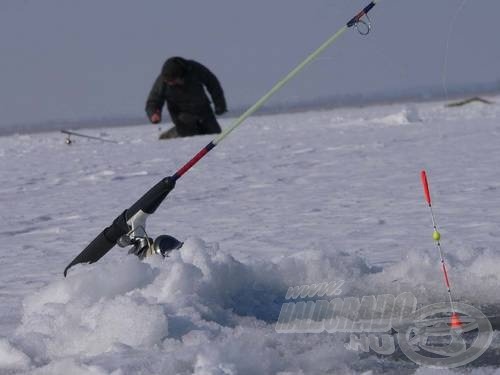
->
127, 177, 175, 217
64, 230, 114, 277
64, 210, 129, 276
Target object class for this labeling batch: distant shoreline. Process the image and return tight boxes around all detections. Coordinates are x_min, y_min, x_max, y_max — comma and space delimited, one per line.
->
1, 84, 498, 137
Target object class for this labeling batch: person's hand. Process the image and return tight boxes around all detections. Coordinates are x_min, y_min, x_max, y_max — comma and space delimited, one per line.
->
215, 106, 227, 116
151, 112, 161, 124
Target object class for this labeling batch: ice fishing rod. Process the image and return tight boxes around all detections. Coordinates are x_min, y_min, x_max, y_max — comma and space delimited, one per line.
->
61, 129, 118, 145
420, 170, 461, 328
171, 1, 378, 181
64, 1, 379, 276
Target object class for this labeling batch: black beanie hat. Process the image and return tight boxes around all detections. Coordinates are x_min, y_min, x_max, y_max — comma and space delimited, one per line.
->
162, 57, 186, 80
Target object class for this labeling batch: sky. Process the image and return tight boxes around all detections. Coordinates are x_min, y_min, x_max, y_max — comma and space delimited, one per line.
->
1, 0, 499, 132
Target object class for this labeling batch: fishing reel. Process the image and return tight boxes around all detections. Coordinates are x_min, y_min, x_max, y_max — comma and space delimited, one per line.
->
117, 233, 183, 259
116, 210, 183, 259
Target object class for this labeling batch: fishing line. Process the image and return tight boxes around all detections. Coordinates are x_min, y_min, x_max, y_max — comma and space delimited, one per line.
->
432, 0, 468, 142
441, 0, 469, 102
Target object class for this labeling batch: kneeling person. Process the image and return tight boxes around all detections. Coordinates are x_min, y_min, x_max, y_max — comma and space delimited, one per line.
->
146, 56, 227, 139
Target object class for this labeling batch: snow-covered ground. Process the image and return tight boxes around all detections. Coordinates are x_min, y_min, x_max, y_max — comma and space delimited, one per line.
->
1, 98, 499, 374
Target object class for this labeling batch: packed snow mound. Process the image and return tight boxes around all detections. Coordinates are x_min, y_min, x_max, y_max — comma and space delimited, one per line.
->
0, 338, 31, 371
4, 237, 500, 373
373, 106, 423, 126
7, 239, 394, 374
12, 254, 164, 360
372, 246, 500, 306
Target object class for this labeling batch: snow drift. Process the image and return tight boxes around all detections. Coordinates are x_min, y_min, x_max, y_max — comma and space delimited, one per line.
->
2, 236, 499, 374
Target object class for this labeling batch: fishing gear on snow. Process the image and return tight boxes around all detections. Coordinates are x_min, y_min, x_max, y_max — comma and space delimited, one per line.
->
421, 170, 462, 328
61, 129, 118, 145
64, 1, 379, 276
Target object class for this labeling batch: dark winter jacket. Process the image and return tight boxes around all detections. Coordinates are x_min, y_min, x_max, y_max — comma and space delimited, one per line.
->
145, 57, 227, 124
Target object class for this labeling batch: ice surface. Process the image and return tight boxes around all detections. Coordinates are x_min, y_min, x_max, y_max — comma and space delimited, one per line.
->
1, 98, 500, 373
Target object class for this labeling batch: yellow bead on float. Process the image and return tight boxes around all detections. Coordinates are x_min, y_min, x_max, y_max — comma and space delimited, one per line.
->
433, 230, 441, 241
